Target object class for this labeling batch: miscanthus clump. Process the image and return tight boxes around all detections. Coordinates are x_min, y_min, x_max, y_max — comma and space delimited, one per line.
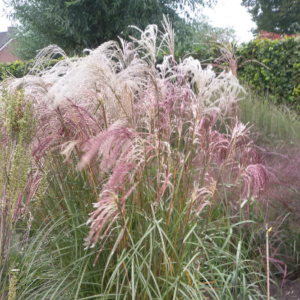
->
0, 17, 271, 299
0, 18, 269, 253
0, 21, 274, 300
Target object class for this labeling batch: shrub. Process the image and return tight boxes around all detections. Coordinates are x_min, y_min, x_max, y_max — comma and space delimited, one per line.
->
237, 37, 300, 110
0, 61, 33, 81
0, 57, 65, 82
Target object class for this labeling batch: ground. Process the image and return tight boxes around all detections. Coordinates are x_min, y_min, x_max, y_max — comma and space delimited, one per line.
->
270, 279, 300, 300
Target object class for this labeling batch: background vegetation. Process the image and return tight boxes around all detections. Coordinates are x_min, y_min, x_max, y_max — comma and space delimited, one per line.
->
0, 58, 67, 81
3, 0, 217, 59
237, 36, 300, 110
242, 0, 300, 34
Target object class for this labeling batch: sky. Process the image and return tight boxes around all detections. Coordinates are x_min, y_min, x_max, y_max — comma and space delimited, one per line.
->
202, 0, 257, 43
0, 0, 12, 32
0, 0, 256, 43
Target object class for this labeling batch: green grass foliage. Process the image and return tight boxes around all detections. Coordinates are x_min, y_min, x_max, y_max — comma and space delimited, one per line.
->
238, 37, 300, 110
12, 153, 266, 300
240, 86, 300, 145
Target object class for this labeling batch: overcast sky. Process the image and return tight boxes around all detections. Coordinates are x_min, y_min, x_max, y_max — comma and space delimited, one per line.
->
0, 0, 12, 32
202, 0, 256, 43
1, 0, 256, 43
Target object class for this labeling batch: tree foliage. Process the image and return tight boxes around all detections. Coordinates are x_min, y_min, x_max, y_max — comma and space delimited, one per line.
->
5, 0, 215, 59
242, 0, 300, 34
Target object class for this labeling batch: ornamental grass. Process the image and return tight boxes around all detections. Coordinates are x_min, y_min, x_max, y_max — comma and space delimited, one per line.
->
0, 18, 272, 299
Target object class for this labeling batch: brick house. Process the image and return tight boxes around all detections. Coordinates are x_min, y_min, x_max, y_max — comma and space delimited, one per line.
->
0, 27, 20, 63
259, 30, 297, 40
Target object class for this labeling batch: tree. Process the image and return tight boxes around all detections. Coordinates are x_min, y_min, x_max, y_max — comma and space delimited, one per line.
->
4, 0, 216, 59
242, 0, 300, 34
167, 14, 236, 60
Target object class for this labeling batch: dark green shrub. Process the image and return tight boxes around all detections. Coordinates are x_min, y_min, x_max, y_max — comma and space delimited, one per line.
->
0, 61, 34, 81
0, 58, 64, 81
237, 37, 300, 110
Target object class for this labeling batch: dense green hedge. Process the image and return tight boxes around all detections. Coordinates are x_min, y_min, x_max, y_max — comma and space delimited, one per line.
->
0, 60, 34, 81
0, 59, 64, 82
237, 37, 300, 110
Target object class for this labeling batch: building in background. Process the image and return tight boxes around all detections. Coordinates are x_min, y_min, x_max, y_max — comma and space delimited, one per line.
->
0, 27, 20, 63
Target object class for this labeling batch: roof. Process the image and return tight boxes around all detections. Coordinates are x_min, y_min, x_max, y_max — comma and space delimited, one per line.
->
0, 31, 13, 51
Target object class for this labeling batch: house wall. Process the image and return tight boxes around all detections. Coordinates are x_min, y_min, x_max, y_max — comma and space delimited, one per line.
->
0, 42, 20, 63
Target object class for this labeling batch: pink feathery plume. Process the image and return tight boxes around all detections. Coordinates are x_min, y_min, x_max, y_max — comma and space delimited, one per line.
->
192, 186, 213, 219
85, 164, 136, 248
33, 98, 102, 164
78, 125, 136, 171
12, 171, 41, 221
32, 136, 60, 160
242, 164, 269, 199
